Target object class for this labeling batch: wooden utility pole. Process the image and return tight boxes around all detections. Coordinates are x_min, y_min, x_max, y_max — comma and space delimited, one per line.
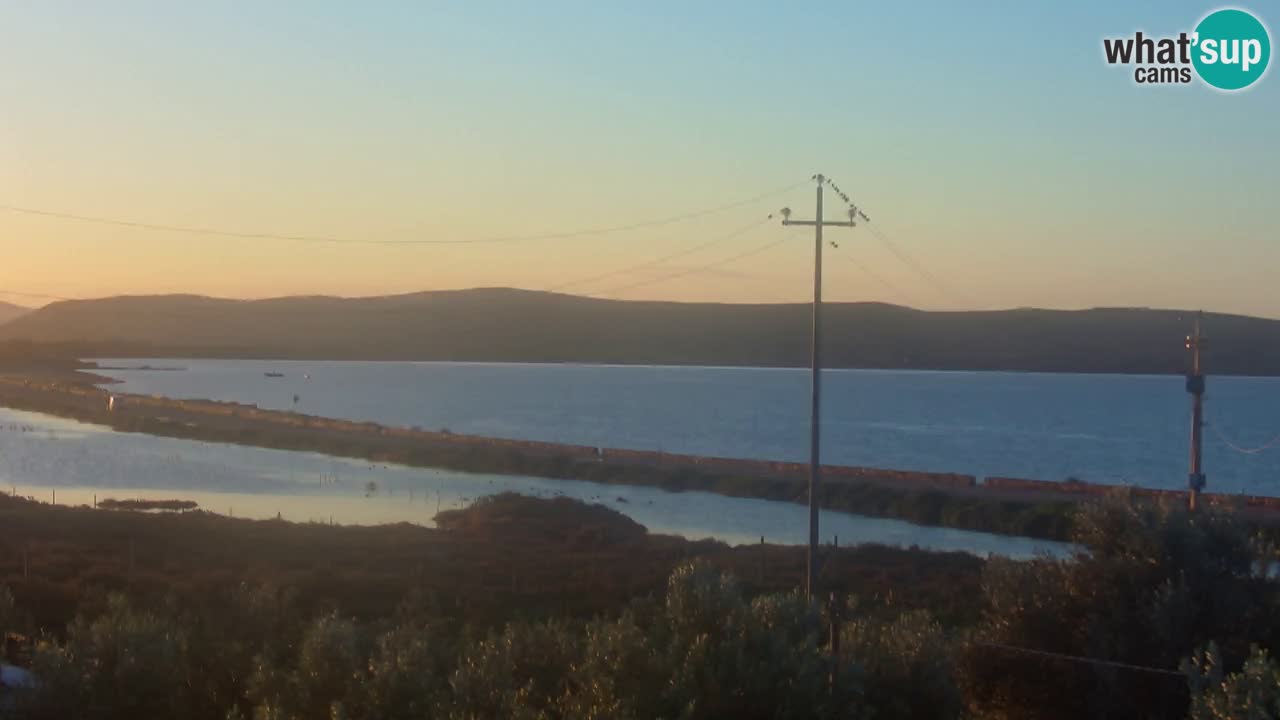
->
1186, 312, 1207, 511
781, 174, 858, 601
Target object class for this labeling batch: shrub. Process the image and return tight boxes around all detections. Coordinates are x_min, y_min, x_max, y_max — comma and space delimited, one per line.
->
1184, 644, 1280, 720
1, 562, 959, 720
356, 621, 451, 719
961, 492, 1280, 720
841, 610, 960, 720
447, 619, 581, 720
246, 612, 366, 720
15, 595, 193, 720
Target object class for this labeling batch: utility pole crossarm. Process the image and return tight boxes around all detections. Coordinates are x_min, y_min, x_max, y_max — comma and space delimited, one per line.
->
778, 173, 859, 603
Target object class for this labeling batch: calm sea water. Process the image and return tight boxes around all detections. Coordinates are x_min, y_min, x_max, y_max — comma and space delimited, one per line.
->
0, 407, 1061, 557
94, 359, 1280, 496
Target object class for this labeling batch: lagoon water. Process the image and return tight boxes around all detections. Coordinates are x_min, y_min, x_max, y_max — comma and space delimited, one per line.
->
0, 407, 1062, 558
94, 359, 1280, 495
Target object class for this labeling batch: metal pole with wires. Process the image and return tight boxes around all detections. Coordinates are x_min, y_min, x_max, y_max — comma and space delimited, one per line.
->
780, 174, 857, 601
1186, 312, 1207, 511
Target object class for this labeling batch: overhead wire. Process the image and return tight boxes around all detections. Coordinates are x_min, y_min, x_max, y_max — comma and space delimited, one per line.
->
863, 222, 973, 304
546, 215, 776, 293
592, 222, 788, 297
968, 641, 1185, 679
0, 180, 807, 247
1209, 422, 1280, 455
840, 249, 913, 306
0, 217, 781, 312
0, 181, 808, 305
1, 175, 957, 307
0, 289, 75, 302
821, 176, 974, 306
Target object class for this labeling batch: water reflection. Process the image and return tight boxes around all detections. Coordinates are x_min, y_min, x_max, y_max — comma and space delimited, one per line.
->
0, 407, 1066, 558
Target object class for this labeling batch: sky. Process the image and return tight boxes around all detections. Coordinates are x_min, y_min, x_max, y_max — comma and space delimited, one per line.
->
1, 1, 1277, 315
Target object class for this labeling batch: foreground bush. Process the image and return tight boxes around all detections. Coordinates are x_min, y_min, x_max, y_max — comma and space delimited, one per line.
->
0, 561, 963, 720
840, 610, 960, 720
1184, 644, 1280, 720
15, 596, 193, 720
962, 492, 1280, 720
14, 494, 1280, 719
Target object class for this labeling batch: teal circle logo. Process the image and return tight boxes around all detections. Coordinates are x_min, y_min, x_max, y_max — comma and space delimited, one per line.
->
1192, 8, 1271, 90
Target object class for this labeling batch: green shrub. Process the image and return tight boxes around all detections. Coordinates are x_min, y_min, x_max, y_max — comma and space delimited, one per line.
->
1184, 644, 1280, 720
447, 619, 581, 720
246, 612, 366, 720
15, 595, 193, 720
841, 610, 960, 720
0, 563, 976, 720
962, 492, 1280, 720
357, 621, 451, 720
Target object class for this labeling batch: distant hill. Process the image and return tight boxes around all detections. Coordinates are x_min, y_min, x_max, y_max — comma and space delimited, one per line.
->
0, 300, 28, 326
0, 287, 1275, 375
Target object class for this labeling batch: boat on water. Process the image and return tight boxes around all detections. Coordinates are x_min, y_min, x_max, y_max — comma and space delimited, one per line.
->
264, 372, 285, 378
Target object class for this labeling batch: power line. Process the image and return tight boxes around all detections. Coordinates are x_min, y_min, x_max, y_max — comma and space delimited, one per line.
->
841, 250, 912, 305
546, 216, 773, 293
0, 220, 781, 309
0, 219, 768, 308
970, 641, 1185, 679
592, 227, 787, 297
0, 218, 769, 310
1209, 422, 1280, 455
0, 180, 806, 247
820, 176, 973, 306
864, 222, 972, 304
0, 289, 74, 302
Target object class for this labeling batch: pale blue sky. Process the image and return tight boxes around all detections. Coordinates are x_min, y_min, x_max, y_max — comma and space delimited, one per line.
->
1, 1, 1276, 314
